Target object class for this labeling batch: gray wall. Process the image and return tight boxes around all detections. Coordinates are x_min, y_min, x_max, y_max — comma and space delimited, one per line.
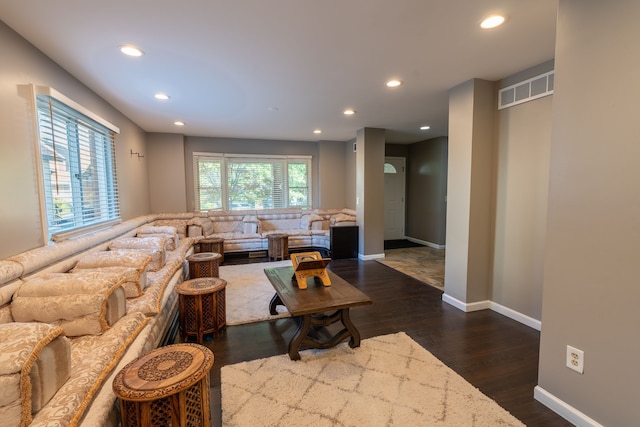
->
537, 1, 640, 425
406, 137, 448, 246
0, 20, 149, 259
147, 133, 188, 213
492, 93, 551, 321
318, 140, 348, 208
344, 139, 357, 209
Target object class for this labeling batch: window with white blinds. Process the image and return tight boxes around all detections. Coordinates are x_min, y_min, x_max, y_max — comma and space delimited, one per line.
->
193, 153, 311, 211
36, 91, 120, 241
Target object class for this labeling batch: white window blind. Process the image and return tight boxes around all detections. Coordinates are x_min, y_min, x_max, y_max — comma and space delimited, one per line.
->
193, 153, 311, 211
36, 92, 120, 240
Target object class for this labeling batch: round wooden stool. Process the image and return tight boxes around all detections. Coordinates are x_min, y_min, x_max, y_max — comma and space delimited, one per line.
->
198, 237, 225, 262
113, 343, 214, 427
187, 252, 222, 279
176, 277, 227, 342
267, 233, 289, 261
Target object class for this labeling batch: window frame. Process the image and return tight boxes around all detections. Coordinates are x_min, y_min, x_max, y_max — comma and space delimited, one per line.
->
33, 85, 121, 242
193, 152, 312, 211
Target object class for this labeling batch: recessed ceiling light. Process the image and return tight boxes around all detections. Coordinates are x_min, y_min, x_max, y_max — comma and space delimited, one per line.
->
420, 125, 431, 130
386, 79, 402, 88
343, 109, 356, 116
120, 45, 144, 57
313, 129, 322, 134
480, 14, 506, 29
154, 93, 170, 100
174, 121, 185, 126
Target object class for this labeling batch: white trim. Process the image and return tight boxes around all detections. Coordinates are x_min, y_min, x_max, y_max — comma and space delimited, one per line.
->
34, 85, 120, 133
442, 294, 490, 312
193, 152, 311, 160
405, 237, 445, 250
359, 252, 385, 261
29, 85, 49, 243
51, 219, 122, 242
442, 295, 542, 331
534, 386, 604, 427
490, 301, 541, 331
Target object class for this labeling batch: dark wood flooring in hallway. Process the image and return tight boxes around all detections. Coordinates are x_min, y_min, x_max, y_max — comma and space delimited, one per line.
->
184, 258, 573, 426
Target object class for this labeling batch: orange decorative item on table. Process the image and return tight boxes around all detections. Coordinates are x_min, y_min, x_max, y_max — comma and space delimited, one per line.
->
290, 251, 332, 289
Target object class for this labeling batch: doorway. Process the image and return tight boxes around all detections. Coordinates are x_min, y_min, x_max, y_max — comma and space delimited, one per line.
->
384, 156, 406, 240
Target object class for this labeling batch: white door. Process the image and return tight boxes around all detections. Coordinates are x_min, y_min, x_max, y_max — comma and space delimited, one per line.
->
384, 157, 406, 240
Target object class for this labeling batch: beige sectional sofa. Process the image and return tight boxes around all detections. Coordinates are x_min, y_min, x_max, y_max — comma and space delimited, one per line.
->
0, 214, 196, 427
187, 208, 357, 254
0, 208, 356, 427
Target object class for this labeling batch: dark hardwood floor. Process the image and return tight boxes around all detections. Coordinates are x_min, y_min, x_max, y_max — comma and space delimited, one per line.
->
183, 258, 573, 426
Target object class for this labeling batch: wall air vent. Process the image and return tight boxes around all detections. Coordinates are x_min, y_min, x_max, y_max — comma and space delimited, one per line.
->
498, 71, 554, 110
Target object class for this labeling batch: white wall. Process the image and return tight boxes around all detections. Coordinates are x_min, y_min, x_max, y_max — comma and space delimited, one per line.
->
537, 1, 640, 425
0, 20, 149, 259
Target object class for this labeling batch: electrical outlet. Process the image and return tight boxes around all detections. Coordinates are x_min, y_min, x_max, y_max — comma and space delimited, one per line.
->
566, 345, 584, 374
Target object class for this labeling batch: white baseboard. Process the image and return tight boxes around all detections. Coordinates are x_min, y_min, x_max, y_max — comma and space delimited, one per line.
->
534, 386, 604, 427
490, 301, 541, 331
442, 294, 542, 331
405, 236, 445, 250
442, 294, 490, 312
359, 252, 385, 261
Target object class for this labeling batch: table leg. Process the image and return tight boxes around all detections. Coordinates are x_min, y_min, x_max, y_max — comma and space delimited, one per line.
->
341, 308, 361, 348
286, 308, 363, 360
289, 314, 312, 360
269, 293, 283, 315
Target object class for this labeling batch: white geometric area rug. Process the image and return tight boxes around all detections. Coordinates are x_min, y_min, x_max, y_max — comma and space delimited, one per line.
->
221, 332, 525, 427
219, 260, 291, 326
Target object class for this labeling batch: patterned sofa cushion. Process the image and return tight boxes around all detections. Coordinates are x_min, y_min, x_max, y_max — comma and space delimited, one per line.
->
0, 323, 70, 426
11, 272, 127, 337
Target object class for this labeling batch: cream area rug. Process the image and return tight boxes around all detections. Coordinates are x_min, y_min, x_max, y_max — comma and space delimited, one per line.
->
221, 332, 524, 427
377, 246, 445, 290
219, 260, 291, 325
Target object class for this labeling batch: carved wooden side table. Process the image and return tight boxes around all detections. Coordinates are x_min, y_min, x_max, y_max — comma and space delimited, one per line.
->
267, 233, 289, 261
198, 237, 225, 263
113, 343, 214, 427
176, 277, 227, 342
187, 252, 222, 279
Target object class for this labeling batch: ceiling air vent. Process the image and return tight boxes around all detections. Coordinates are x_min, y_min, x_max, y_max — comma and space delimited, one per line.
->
498, 71, 554, 110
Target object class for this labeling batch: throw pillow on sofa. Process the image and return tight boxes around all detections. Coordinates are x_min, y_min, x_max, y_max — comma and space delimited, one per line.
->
136, 225, 179, 251
0, 322, 70, 427
11, 271, 127, 337
109, 236, 166, 271
70, 265, 147, 298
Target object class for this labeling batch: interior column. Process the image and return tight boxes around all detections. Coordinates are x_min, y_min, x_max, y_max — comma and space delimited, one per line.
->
443, 78, 496, 309
355, 127, 385, 259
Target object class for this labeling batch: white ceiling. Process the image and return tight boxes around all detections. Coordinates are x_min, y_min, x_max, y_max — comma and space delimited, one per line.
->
0, 0, 557, 144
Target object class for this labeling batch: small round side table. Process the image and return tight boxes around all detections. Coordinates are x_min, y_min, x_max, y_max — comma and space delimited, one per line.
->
187, 252, 222, 279
176, 277, 227, 342
267, 233, 289, 261
113, 343, 214, 427
198, 237, 225, 262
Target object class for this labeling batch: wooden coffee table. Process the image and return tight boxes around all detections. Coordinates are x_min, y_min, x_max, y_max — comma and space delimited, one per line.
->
264, 266, 372, 360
